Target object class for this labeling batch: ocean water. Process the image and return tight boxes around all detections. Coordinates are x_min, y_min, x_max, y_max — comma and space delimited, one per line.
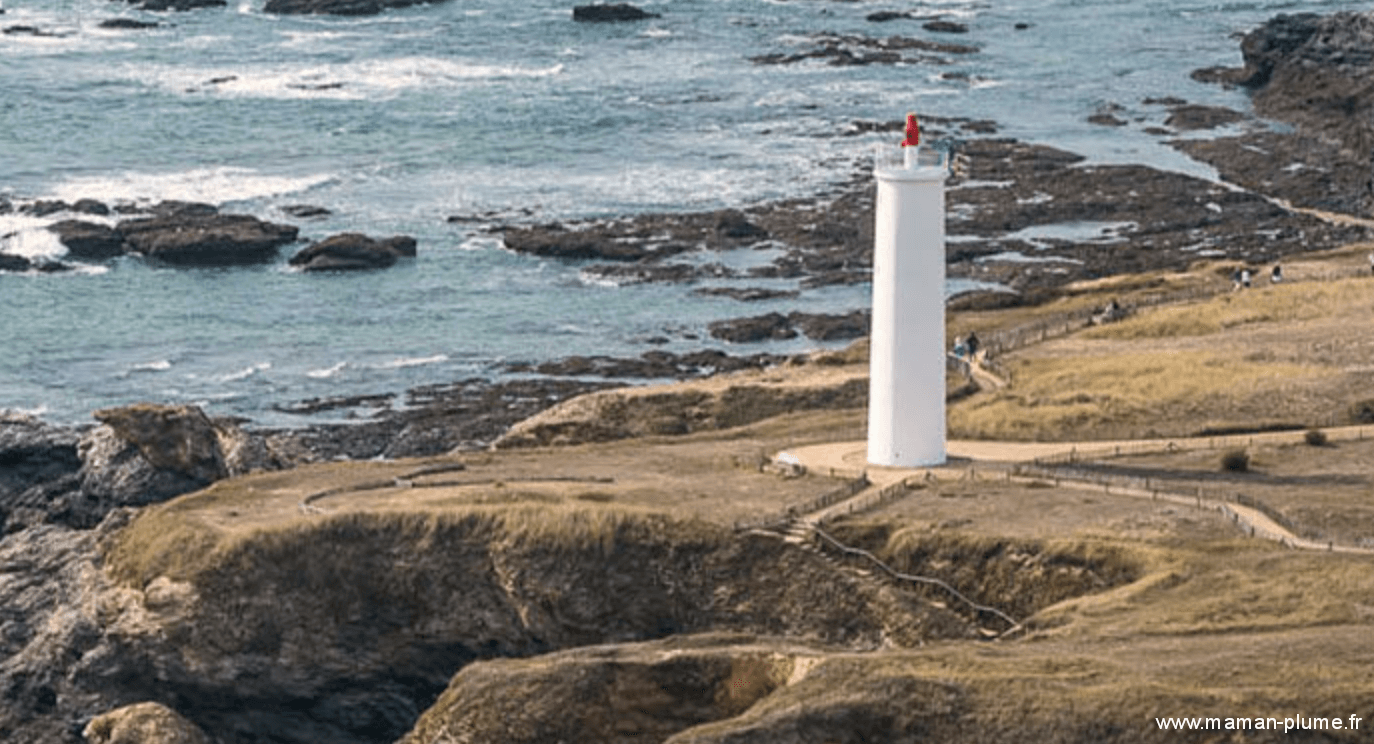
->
1, 0, 1364, 426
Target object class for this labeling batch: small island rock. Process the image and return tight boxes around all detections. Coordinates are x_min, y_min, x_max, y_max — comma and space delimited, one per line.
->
117, 213, 299, 266
47, 220, 125, 260
289, 232, 417, 271
263, 0, 446, 16
573, 3, 659, 22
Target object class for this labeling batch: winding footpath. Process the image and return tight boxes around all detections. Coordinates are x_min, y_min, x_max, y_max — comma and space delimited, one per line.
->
785, 424, 1374, 556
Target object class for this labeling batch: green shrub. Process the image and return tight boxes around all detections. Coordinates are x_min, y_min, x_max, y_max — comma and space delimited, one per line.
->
1220, 449, 1250, 472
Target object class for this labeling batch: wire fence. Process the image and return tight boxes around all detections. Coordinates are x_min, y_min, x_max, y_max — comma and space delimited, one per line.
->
1025, 425, 1373, 467
733, 473, 870, 532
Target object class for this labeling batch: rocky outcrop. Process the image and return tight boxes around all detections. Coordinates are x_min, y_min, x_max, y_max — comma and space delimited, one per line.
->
263, 0, 446, 16
1184, 11, 1374, 216
750, 33, 977, 66
0, 414, 84, 533
97, 18, 164, 29
501, 223, 694, 262
84, 702, 212, 744
91, 404, 229, 486
288, 233, 417, 272
572, 3, 659, 22
48, 220, 125, 260
494, 365, 867, 447
1236, 11, 1374, 152
0, 406, 279, 533
119, 0, 226, 10
0, 253, 33, 272
117, 213, 298, 266
708, 311, 869, 344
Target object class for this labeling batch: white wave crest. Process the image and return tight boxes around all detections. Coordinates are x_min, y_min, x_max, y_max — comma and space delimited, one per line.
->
306, 361, 348, 379
377, 354, 448, 369
219, 361, 271, 382
49, 166, 335, 208
130, 57, 565, 101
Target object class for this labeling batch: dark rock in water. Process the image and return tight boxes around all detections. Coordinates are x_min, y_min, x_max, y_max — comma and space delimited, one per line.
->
3, 24, 70, 36
289, 233, 417, 271
1163, 104, 1244, 131
126, 0, 226, 10
20, 199, 70, 216
263, 0, 446, 16
707, 311, 868, 344
867, 11, 912, 22
501, 222, 692, 262
751, 33, 977, 66
282, 204, 332, 219
708, 312, 797, 343
1087, 112, 1128, 127
510, 349, 786, 380
789, 310, 869, 341
691, 286, 800, 302
32, 260, 72, 273
47, 220, 125, 260
118, 213, 299, 266
572, 3, 660, 22
0, 253, 31, 272
148, 200, 218, 218
715, 209, 768, 240
72, 198, 111, 215
924, 20, 968, 33
580, 262, 707, 285
98, 17, 163, 28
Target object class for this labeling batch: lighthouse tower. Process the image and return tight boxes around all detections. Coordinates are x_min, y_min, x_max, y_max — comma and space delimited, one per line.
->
867, 114, 948, 467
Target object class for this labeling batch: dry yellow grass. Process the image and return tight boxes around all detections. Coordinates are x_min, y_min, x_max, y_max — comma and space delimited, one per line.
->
950, 274, 1374, 441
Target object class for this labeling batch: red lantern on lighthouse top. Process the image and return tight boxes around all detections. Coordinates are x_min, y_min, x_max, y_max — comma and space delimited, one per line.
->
900, 112, 920, 148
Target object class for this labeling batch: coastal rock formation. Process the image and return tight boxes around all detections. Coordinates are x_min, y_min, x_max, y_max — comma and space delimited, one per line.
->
0, 414, 83, 533
709, 311, 870, 344
84, 702, 212, 744
97, 18, 164, 29
494, 364, 867, 447
0, 253, 32, 272
501, 222, 694, 262
750, 33, 977, 66
1187, 11, 1374, 216
47, 220, 125, 260
120, 0, 226, 10
507, 349, 788, 380
402, 637, 968, 744
0, 481, 980, 744
117, 213, 298, 266
572, 3, 659, 22
91, 404, 230, 485
263, 0, 446, 16
288, 233, 417, 271
0, 405, 278, 533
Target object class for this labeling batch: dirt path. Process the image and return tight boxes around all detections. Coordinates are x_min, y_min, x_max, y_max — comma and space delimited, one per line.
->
786, 425, 1374, 555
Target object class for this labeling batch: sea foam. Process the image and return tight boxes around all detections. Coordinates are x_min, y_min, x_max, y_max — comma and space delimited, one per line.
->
49, 166, 335, 208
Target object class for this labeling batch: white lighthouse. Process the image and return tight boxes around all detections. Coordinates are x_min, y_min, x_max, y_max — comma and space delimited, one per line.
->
867, 114, 948, 467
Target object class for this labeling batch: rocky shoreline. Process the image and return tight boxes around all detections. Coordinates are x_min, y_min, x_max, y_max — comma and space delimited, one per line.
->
5, 8, 1374, 744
